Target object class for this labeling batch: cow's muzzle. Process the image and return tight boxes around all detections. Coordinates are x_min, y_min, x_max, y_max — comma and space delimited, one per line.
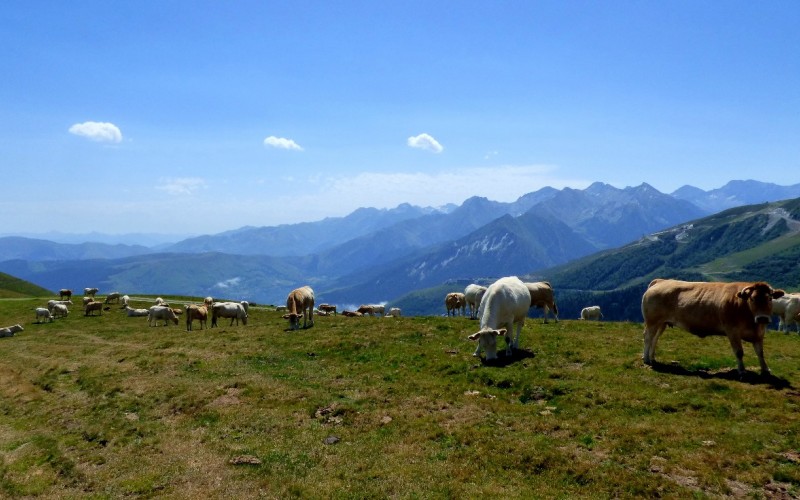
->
754, 314, 772, 325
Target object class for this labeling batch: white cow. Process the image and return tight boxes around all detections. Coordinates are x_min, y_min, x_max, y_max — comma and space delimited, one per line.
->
464, 284, 487, 320
580, 306, 603, 321
126, 306, 150, 317
0, 324, 23, 337
385, 307, 402, 317
120, 295, 130, 307
211, 302, 248, 327
148, 305, 179, 326
468, 276, 531, 360
772, 293, 800, 333
35, 307, 53, 323
51, 303, 69, 318
105, 292, 121, 304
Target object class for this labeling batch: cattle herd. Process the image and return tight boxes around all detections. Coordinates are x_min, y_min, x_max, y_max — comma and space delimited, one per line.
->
5, 278, 800, 378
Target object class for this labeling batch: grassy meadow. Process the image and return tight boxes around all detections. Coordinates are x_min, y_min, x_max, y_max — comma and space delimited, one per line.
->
1, 296, 799, 498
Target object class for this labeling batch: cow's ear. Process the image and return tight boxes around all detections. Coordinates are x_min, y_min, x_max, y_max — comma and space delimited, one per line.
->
468, 332, 481, 341
738, 286, 754, 299
494, 328, 507, 337
773, 289, 785, 299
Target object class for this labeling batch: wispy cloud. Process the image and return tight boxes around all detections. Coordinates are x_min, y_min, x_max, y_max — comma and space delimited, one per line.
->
263, 136, 303, 151
68, 121, 123, 143
155, 177, 207, 195
407, 133, 443, 153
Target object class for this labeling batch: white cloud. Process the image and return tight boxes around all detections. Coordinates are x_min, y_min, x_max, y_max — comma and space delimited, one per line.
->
407, 133, 444, 153
155, 177, 207, 195
263, 136, 303, 151
68, 121, 123, 143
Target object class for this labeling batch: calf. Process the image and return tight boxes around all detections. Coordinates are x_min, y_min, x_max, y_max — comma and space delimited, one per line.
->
35, 307, 53, 323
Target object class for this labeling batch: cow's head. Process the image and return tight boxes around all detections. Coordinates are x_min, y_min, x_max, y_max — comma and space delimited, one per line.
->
286, 313, 301, 330
738, 283, 785, 324
468, 328, 507, 360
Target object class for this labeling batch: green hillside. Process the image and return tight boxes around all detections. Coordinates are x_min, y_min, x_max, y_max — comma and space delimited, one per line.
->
396, 198, 800, 321
0, 271, 53, 298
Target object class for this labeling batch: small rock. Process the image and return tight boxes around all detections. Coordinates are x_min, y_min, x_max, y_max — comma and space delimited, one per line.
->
323, 435, 340, 445
229, 455, 261, 465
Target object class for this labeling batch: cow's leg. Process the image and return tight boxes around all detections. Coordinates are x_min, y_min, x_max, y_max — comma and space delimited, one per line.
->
751, 340, 770, 376
726, 336, 746, 375
642, 323, 665, 365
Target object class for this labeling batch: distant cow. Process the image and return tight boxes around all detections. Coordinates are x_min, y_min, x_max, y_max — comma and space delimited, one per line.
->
105, 292, 121, 304
580, 306, 603, 321
524, 281, 559, 323
286, 286, 314, 330
185, 305, 208, 331
464, 284, 487, 320
772, 293, 800, 333
211, 302, 248, 327
125, 306, 150, 317
341, 310, 363, 317
641, 279, 784, 376
148, 305, 179, 326
35, 307, 53, 323
445, 293, 466, 317
51, 303, 69, 319
84, 287, 99, 297
385, 307, 402, 317
468, 276, 531, 360
84, 301, 104, 316
319, 304, 337, 315
59, 289, 72, 300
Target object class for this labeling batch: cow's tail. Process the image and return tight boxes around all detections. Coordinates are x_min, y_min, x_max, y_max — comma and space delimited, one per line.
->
552, 301, 559, 316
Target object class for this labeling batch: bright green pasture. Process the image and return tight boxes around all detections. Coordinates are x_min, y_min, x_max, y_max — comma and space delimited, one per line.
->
1, 297, 799, 498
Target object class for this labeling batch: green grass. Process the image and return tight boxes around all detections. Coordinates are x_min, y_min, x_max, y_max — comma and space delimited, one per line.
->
1, 297, 799, 498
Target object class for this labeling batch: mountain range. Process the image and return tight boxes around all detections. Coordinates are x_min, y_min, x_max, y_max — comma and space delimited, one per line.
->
2, 180, 799, 310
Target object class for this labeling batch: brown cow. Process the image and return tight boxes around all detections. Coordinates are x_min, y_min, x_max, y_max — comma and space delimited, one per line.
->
319, 304, 337, 315
524, 281, 559, 323
185, 305, 208, 331
341, 310, 363, 317
445, 292, 466, 317
59, 289, 72, 300
286, 286, 314, 330
84, 301, 104, 316
641, 279, 784, 376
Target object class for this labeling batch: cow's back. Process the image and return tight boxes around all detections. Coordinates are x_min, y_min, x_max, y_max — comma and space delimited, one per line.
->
480, 277, 531, 329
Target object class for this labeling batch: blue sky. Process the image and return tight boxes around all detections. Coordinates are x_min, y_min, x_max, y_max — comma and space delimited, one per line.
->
2, 1, 798, 236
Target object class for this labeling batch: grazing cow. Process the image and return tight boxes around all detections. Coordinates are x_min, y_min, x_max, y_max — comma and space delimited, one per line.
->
84, 301, 104, 316
464, 284, 487, 320
341, 310, 363, 317
385, 307, 402, 317
286, 286, 314, 330
105, 292, 121, 304
468, 276, 531, 360
84, 287, 99, 297
47, 299, 72, 312
51, 303, 69, 319
185, 305, 208, 331
641, 279, 784, 376
772, 293, 800, 333
120, 295, 130, 307
445, 293, 467, 317
580, 306, 603, 321
125, 306, 150, 317
59, 289, 72, 300
148, 305, 179, 326
83, 297, 95, 306
35, 307, 53, 323
0, 324, 23, 338
319, 304, 337, 315
358, 304, 385, 317
524, 281, 559, 323
211, 302, 248, 327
